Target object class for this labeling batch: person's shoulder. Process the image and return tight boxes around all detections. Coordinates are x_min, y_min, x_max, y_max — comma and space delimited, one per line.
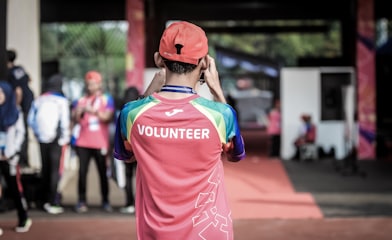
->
36, 92, 66, 103
79, 94, 89, 100
194, 96, 235, 114
101, 92, 115, 102
193, 96, 219, 105
101, 92, 114, 98
120, 96, 156, 114
51, 92, 69, 103
270, 108, 280, 116
122, 97, 148, 109
9, 66, 28, 81
14, 65, 25, 70
11, 65, 26, 74
74, 95, 87, 105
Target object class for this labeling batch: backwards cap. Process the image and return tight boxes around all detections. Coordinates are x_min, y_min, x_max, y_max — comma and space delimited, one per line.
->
159, 21, 208, 65
85, 70, 102, 83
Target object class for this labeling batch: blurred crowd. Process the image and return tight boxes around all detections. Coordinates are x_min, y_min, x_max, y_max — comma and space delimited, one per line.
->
0, 49, 137, 235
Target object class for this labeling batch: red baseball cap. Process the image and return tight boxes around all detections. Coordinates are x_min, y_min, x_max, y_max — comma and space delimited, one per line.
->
85, 70, 102, 83
159, 21, 208, 65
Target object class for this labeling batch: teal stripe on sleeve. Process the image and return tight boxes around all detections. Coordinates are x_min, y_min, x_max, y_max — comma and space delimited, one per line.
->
191, 97, 238, 143
120, 96, 159, 141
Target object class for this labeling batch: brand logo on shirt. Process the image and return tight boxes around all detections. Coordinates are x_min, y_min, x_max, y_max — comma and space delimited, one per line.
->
165, 109, 183, 117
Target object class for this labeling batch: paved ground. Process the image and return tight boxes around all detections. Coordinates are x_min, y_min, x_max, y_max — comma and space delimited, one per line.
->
1, 129, 392, 239
284, 158, 392, 218
1, 216, 392, 240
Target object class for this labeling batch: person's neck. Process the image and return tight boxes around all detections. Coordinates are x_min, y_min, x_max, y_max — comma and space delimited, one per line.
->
164, 73, 198, 88
158, 76, 198, 99
87, 90, 101, 97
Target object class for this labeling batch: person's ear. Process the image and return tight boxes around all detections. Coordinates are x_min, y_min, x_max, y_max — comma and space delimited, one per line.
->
199, 55, 209, 70
154, 52, 165, 68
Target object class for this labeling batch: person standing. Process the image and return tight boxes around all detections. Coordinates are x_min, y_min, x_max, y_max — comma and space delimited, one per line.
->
114, 21, 246, 239
72, 70, 115, 213
267, 99, 281, 158
0, 81, 32, 233
6, 49, 34, 167
27, 74, 70, 214
117, 86, 140, 214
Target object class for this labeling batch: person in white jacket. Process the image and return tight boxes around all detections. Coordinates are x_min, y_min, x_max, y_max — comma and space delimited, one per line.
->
28, 74, 70, 214
0, 81, 32, 233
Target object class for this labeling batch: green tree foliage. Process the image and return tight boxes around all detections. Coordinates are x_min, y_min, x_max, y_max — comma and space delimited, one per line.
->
208, 21, 341, 66
41, 21, 127, 98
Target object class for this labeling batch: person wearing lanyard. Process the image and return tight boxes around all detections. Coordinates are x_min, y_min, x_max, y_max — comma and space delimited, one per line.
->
72, 71, 115, 213
113, 21, 246, 240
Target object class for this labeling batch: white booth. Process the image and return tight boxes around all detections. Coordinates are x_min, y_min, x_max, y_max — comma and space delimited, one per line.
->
280, 67, 356, 160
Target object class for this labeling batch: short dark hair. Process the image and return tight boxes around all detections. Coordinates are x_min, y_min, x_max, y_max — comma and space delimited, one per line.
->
122, 86, 140, 105
162, 58, 197, 75
7, 50, 16, 62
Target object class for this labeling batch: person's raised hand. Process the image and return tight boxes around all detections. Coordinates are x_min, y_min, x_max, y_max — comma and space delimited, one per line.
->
203, 55, 226, 103
144, 68, 166, 96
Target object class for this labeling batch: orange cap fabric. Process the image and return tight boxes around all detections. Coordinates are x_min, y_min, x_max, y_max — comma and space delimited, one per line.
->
159, 21, 208, 65
85, 70, 102, 83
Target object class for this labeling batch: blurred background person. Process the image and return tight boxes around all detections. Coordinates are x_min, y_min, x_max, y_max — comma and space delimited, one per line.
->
6, 49, 34, 167
71, 70, 115, 213
28, 74, 70, 214
267, 99, 281, 158
0, 81, 32, 233
117, 86, 139, 214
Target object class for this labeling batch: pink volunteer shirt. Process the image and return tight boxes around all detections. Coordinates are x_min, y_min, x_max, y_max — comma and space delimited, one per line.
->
75, 93, 114, 150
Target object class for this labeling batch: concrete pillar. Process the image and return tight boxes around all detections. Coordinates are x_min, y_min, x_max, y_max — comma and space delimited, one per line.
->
7, 0, 41, 170
7, 0, 40, 96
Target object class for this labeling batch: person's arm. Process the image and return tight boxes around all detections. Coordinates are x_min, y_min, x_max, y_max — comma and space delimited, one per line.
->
1, 112, 26, 161
202, 56, 245, 161
15, 86, 23, 107
85, 107, 113, 123
95, 110, 113, 123
27, 100, 36, 131
222, 105, 246, 162
202, 55, 227, 104
113, 111, 135, 163
72, 101, 84, 123
58, 99, 71, 146
223, 134, 246, 162
141, 69, 166, 98
85, 94, 115, 123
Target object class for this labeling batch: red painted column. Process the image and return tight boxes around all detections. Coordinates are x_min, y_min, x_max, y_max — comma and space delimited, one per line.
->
356, 0, 376, 160
126, 0, 145, 92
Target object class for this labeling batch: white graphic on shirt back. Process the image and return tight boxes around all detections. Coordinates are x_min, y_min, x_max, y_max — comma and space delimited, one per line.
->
165, 109, 183, 116
199, 211, 229, 240
191, 164, 230, 239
